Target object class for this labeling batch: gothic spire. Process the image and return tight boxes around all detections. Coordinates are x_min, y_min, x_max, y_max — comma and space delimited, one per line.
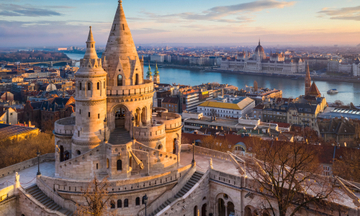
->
155, 62, 159, 76
84, 26, 98, 60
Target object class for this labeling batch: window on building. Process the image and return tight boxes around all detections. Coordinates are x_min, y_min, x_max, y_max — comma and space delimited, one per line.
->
88, 112, 90, 118
117, 75, 123, 86
98, 114, 100, 119
124, 199, 129, 207
136, 197, 140, 206
88, 83, 91, 90
97, 82, 100, 90
110, 200, 115, 209
79, 82, 82, 90
117, 160, 122, 171
117, 200, 122, 208
106, 158, 109, 169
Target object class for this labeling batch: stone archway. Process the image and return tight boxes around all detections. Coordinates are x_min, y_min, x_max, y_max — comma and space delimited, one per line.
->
201, 203, 207, 216
59, 145, 64, 162
227, 202, 234, 216
218, 198, 225, 216
141, 107, 147, 126
114, 105, 129, 130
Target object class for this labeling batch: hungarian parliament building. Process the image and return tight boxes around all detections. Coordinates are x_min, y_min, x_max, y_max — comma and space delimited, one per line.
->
220, 41, 306, 74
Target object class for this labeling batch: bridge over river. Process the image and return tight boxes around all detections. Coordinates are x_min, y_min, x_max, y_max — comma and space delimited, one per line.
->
20, 59, 80, 67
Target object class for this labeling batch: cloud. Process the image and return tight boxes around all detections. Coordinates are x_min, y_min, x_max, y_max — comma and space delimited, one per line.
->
132, 28, 170, 34
318, 5, 360, 21
130, 0, 294, 24
0, 4, 62, 17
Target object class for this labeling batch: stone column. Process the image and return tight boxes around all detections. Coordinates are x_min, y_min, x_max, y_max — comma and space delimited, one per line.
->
224, 203, 228, 216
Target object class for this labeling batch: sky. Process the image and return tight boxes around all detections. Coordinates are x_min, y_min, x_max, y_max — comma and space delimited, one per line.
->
0, 0, 359, 47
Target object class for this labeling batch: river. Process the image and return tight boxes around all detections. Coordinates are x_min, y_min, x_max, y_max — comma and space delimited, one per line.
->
66, 53, 360, 105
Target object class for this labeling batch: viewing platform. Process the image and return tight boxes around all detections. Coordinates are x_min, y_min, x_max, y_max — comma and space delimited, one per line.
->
53, 117, 75, 137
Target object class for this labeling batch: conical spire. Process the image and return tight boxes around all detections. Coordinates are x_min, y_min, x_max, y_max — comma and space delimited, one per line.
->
258, 39, 261, 46
306, 63, 311, 79
102, 0, 141, 85
84, 26, 98, 59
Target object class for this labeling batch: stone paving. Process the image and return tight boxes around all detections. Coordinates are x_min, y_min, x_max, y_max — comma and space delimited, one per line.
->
0, 162, 55, 190
180, 151, 239, 176
108, 128, 132, 144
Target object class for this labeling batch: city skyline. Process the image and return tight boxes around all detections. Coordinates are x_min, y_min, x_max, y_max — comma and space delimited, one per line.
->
0, 0, 360, 47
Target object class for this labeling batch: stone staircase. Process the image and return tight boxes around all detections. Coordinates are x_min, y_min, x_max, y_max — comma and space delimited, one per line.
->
149, 171, 204, 216
26, 185, 73, 216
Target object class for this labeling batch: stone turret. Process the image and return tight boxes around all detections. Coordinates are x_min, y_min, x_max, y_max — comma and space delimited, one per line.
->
72, 26, 107, 155
154, 63, 160, 84
102, 0, 143, 86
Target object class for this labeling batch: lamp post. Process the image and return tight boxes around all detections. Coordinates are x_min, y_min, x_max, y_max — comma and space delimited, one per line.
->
144, 194, 148, 216
192, 142, 195, 165
37, 150, 41, 176
132, 116, 135, 140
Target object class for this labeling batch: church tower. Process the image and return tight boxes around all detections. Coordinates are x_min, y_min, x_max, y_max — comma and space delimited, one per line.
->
146, 63, 153, 81
154, 63, 160, 84
72, 27, 107, 156
305, 63, 311, 95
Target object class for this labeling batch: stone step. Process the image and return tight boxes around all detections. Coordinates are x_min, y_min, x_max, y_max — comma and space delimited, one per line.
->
25, 185, 73, 216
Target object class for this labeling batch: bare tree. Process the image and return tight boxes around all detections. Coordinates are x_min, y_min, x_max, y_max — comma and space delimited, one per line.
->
333, 149, 360, 182
248, 140, 336, 216
75, 176, 115, 216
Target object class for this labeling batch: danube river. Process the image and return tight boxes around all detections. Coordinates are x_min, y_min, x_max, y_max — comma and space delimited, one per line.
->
66, 53, 360, 105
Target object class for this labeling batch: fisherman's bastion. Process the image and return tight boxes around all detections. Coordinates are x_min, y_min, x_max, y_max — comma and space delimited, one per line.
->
0, 1, 360, 216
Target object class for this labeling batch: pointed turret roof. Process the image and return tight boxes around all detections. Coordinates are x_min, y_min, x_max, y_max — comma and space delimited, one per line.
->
84, 26, 98, 59
309, 82, 321, 97
102, 0, 141, 82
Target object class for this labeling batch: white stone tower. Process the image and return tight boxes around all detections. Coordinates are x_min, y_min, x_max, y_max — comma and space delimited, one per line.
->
72, 26, 108, 156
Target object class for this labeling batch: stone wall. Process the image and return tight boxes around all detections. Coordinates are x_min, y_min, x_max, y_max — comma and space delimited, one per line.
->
158, 169, 210, 216
0, 154, 54, 178
0, 196, 17, 216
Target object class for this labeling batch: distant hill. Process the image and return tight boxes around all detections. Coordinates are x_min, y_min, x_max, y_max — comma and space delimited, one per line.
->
0, 51, 69, 63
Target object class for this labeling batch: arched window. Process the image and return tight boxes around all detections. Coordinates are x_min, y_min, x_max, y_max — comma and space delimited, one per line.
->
135, 197, 140, 206
97, 82, 100, 90
194, 205, 198, 216
59, 145, 64, 162
117, 160, 122, 171
129, 155, 132, 168
110, 200, 115, 209
117, 75, 123, 86
135, 74, 139, 85
117, 199, 122, 208
124, 199, 128, 208
106, 158, 110, 169
79, 82, 82, 90
87, 82, 91, 90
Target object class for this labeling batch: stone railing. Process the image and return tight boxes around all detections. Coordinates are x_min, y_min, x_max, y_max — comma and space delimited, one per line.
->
153, 112, 182, 131
135, 142, 178, 166
134, 123, 166, 141
18, 187, 66, 216
138, 164, 196, 216
107, 80, 154, 97
0, 153, 54, 178
54, 117, 75, 136
181, 144, 231, 162
42, 164, 192, 195
158, 168, 210, 216
0, 185, 14, 202
37, 176, 76, 212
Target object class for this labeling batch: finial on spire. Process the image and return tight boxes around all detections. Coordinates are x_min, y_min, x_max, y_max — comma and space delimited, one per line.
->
259, 39, 261, 46
119, 0, 122, 5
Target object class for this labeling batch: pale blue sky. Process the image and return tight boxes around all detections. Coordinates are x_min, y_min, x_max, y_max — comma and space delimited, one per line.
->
0, 0, 359, 47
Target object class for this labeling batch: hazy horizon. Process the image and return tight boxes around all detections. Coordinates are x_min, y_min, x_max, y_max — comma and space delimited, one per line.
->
0, 0, 359, 47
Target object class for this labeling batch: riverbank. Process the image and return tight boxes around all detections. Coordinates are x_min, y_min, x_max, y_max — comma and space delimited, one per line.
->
151, 62, 360, 84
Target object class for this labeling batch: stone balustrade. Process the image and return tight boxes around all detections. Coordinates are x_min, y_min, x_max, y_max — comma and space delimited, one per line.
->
181, 144, 232, 162
153, 112, 182, 131
107, 80, 154, 97
42, 164, 192, 195
54, 117, 75, 136
135, 142, 178, 165
0, 154, 54, 178
36, 176, 76, 212
134, 123, 166, 141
